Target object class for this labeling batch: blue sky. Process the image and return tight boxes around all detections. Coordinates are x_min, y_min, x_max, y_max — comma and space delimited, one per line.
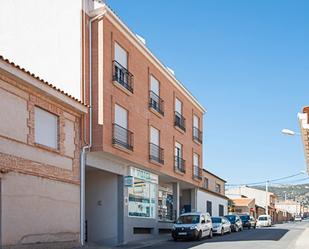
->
108, 0, 309, 185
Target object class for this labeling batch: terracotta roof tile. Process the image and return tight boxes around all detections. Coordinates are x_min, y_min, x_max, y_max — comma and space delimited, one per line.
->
232, 198, 255, 206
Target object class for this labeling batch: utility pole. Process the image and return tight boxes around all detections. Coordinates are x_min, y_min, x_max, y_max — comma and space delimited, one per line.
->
265, 180, 269, 215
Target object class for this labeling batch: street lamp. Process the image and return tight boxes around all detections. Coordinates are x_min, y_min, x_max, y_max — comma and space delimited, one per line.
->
281, 129, 301, 136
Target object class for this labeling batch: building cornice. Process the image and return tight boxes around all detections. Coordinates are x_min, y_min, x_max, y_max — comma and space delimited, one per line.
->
89, 5, 206, 114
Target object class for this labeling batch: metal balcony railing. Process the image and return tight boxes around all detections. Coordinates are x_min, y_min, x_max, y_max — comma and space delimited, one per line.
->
193, 127, 203, 144
174, 111, 186, 131
174, 156, 186, 173
193, 165, 202, 180
112, 123, 133, 151
112, 60, 134, 93
149, 91, 164, 116
149, 143, 164, 164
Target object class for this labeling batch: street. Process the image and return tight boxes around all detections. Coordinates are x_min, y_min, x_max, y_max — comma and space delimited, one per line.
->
139, 221, 309, 249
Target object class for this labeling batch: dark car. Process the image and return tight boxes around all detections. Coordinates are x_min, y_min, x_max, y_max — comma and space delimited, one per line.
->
239, 215, 252, 229
224, 214, 243, 232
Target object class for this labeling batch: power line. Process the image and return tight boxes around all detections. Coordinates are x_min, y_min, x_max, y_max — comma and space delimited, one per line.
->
226, 172, 306, 187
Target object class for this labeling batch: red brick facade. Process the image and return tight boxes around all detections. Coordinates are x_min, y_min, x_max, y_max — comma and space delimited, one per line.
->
86, 13, 205, 187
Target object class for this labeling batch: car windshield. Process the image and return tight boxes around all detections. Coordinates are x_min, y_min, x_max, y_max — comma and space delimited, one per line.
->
259, 217, 267, 221
225, 215, 236, 222
176, 215, 200, 224
240, 215, 250, 221
211, 217, 222, 223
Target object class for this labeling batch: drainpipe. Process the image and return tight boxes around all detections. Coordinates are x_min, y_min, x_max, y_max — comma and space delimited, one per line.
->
80, 10, 106, 246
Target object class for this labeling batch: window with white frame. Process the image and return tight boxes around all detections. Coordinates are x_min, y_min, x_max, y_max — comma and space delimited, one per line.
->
34, 107, 58, 149
114, 42, 128, 69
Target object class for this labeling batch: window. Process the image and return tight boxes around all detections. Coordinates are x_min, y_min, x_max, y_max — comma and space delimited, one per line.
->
128, 176, 156, 218
175, 98, 182, 114
114, 42, 127, 69
113, 43, 133, 93
113, 104, 133, 150
149, 75, 164, 115
216, 183, 221, 193
158, 184, 174, 221
34, 107, 58, 149
206, 201, 212, 216
219, 204, 224, 216
193, 114, 202, 143
174, 142, 185, 173
174, 98, 186, 131
149, 126, 164, 164
193, 153, 201, 179
204, 178, 209, 189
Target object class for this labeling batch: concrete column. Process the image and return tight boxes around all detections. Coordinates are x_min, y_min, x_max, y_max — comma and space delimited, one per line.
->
191, 188, 197, 212
173, 182, 180, 219
117, 175, 124, 244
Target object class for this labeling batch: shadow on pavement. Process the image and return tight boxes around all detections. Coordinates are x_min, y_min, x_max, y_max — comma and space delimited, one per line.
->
145, 228, 291, 249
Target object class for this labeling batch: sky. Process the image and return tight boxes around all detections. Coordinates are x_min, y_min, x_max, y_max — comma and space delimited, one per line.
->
107, 0, 309, 185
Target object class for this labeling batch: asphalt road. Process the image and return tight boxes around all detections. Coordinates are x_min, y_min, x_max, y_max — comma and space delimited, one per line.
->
140, 220, 309, 249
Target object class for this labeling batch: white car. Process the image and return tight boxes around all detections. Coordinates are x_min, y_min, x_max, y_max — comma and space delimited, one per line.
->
211, 216, 232, 235
294, 215, 302, 222
256, 215, 272, 227
172, 212, 213, 241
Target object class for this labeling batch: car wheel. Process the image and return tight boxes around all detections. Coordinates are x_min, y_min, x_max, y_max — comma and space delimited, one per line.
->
209, 229, 213, 239
220, 228, 224, 236
197, 230, 202, 241
228, 227, 232, 234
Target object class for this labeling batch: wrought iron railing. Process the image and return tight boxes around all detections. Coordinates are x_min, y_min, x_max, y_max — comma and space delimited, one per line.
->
193, 127, 202, 144
112, 123, 133, 151
112, 60, 134, 93
193, 165, 202, 180
149, 143, 164, 164
174, 111, 186, 131
149, 91, 164, 115
174, 156, 185, 173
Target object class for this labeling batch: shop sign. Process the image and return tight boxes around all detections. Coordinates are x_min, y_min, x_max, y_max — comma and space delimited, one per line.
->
124, 176, 134, 187
129, 167, 158, 184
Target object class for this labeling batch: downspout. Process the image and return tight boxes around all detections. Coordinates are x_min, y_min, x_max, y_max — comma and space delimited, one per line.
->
80, 10, 106, 246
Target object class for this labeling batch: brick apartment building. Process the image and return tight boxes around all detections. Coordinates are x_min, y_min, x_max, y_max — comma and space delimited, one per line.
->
82, 3, 228, 246
298, 107, 309, 174
0, 56, 87, 247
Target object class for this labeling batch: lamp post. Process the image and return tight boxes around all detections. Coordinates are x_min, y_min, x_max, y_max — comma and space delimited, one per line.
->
281, 129, 301, 136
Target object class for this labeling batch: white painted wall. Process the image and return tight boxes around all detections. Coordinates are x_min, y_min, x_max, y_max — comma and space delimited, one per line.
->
0, 0, 82, 98
85, 169, 118, 245
226, 186, 274, 208
196, 189, 228, 216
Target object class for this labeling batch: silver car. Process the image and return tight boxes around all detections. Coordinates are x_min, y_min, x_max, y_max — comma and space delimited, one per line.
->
211, 216, 232, 235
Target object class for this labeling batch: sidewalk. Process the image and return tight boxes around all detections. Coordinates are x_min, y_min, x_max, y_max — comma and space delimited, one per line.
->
295, 228, 309, 249
74, 235, 170, 249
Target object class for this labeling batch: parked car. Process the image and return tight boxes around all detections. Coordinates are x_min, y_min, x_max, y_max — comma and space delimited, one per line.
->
256, 215, 272, 227
294, 215, 302, 222
224, 214, 243, 232
239, 214, 252, 229
172, 212, 213, 241
250, 216, 257, 229
211, 216, 231, 235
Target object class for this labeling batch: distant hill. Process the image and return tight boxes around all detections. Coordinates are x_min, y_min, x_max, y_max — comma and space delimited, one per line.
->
252, 183, 309, 206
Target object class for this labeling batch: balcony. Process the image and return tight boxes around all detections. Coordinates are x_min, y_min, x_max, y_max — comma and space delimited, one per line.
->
112, 123, 133, 151
193, 165, 202, 180
149, 91, 164, 116
193, 127, 203, 144
174, 156, 185, 173
112, 60, 134, 93
174, 111, 186, 132
149, 143, 164, 164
